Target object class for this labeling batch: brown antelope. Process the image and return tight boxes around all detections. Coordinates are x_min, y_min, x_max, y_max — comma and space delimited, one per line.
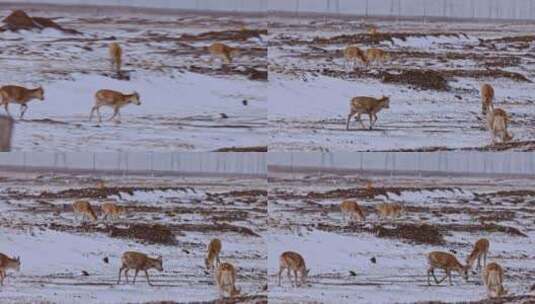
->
481, 83, 494, 115
340, 200, 366, 223
89, 89, 141, 123
101, 201, 124, 221
208, 42, 237, 64
486, 107, 512, 144
72, 200, 97, 223
117, 251, 163, 286
205, 238, 222, 271
427, 251, 469, 286
109, 42, 122, 73
214, 262, 240, 298
366, 48, 390, 64
483, 262, 507, 298
375, 203, 403, 219
0, 85, 44, 119
466, 238, 489, 272
346, 96, 390, 130
278, 251, 309, 287
0, 253, 20, 286
344, 45, 368, 69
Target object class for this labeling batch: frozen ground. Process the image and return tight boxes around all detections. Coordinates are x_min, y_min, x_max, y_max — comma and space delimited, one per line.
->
0, 5, 267, 151
268, 171, 535, 303
269, 16, 535, 151
0, 171, 267, 303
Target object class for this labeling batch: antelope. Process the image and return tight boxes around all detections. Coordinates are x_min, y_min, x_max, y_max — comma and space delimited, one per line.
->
483, 262, 507, 298
0, 85, 44, 119
214, 262, 240, 298
466, 238, 489, 272
427, 251, 469, 286
346, 96, 390, 130
486, 107, 512, 144
208, 42, 237, 64
481, 83, 494, 115
89, 89, 141, 123
344, 45, 368, 70
366, 48, 390, 64
101, 201, 124, 221
375, 203, 403, 219
205, 238, 222, 271
109, 42, 122, 73
278, 251, 309, 287
340, 200, 366, 223
72, 200, 97, 223
117, 251, 163, 286
0, 253, 20, 286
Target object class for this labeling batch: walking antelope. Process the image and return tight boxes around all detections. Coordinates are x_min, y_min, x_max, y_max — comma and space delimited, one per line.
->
117, 251, 163, 286
89, 89, 141, 123
0, 85, 44, 119
109, 42, 122, 73
0, 253, 20, 286
481, 83, 494, 115
346, 96, 390, 130
205, 238, 222, 271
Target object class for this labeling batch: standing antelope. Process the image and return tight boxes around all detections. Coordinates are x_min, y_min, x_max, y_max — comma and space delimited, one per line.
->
205, 238, 222, 271
466, 238, 489, 272
344, 45, 368, 70
89, 89, 141, 123
72, 200, 97, 223
346, 96, 390, 130
109, 42, 122, 73
0, 253, 20, 286
0, 85, 44, 119
208, 42, 237, 64
481, 83, 494, 115
483, 262, 507, 298
427, 251, 469, 286
278, 251, 309, 287
214, 262, 240, 298
101, 201, 124, 221
375, 203, 403, 219
117, 251, 163, 286
340, 199, 366, 223
486, 107, 512, 144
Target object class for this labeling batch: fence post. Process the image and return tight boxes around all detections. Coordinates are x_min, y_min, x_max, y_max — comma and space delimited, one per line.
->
0, 116, 13, 152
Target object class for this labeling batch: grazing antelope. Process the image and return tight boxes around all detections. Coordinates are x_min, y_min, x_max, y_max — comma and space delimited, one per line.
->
214, 262, 240, 298
486, 107, 512, 144
109, 42, 122, 73
101, 201, 124, 221
0, 85, 44, 119
0, 253, 20, 286
117, 251, 163, 286
344, 45, 368, 69
89, 89, 141, 123
205, 238, 222, 271
208, 42, 237, 64
466, 238, 489, 272
481, 83, 494, 115
427, 251, 469, 286
366, 48, 390, 64
72, 200, 97, 223
483, 262, 507, 298
340, 200, 366, 223
346, 96, 390, 130
375, 203, 403, 219
278, 251, 309, 287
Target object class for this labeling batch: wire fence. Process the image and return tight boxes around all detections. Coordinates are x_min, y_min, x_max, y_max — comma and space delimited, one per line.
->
269, 0, 535, 21
0, 152, 266, 176
269, 152, 535, 177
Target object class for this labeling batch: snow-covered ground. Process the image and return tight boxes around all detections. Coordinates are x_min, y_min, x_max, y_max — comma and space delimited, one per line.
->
0, 170, 267, 303
0, 6, 267, 151
269, 17, 535, 151
268, 171, 535, 303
